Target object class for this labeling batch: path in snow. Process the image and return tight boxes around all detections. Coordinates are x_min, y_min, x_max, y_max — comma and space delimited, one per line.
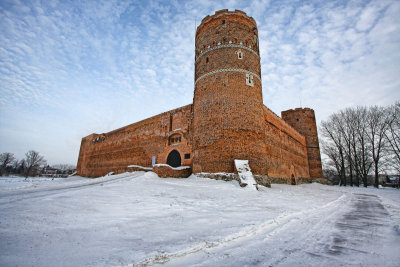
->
0, 172, 139, 205
160, 190, 399, 267
320, 193, 398, 265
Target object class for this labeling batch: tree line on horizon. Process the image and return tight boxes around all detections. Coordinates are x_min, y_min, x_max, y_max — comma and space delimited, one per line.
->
320, 102, 399, 188
0, 150, 75, 178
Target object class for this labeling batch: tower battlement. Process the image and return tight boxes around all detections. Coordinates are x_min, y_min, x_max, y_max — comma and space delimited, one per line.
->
198, 9, 256, 29
195, 14, 260, 65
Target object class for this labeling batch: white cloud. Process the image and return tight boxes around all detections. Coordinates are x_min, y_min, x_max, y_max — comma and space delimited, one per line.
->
0, 0, 399, 165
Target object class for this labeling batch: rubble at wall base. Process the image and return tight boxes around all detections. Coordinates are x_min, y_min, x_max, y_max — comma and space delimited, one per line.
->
195, 173, 271, 188
153, 165, 192, 178
269, 177, 333, 185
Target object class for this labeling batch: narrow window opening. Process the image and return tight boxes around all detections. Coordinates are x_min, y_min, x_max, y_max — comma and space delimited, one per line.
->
246, 73, 254, 87
237, 49, 243, 60
206, 57, 209, 63
222, 19, 225, 24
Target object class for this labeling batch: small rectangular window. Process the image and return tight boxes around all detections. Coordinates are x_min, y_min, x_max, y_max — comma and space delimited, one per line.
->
179, 137, 181, 142
184, 153, 191, 159
246, 73, 254, 87
171, 138, 175, 143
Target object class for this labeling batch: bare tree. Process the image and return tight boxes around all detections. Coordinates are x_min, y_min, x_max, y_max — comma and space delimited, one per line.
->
321, 139, 342, 184
321, 115, 347, 186
337, 109, 358, 186
24, 150, 46, 178
12, 159, 19, 172
17, 159, 26, 175
0, 152, 15, 176
365, 106, 390, 188
321, 105, 398, 188
385, 102, 400, 173
354, 107, 373, 187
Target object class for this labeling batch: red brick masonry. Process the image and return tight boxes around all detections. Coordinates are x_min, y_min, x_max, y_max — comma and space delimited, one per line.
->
77, 9, 324, 184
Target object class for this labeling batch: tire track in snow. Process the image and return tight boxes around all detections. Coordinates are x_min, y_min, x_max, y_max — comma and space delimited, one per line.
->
269, 192, 399, 267
267, 193, 355, 266
0, 172, 143, 204
132, 193, 348, 266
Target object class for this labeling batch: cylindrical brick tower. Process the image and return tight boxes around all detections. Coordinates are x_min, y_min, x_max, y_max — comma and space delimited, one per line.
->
192, 9, 267, 174
281, 108, 324, 178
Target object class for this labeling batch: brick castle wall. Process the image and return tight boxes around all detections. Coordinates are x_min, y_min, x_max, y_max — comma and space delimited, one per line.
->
77, 105, 193, 177
263, 106, 310, 178
281, 108, 324, 178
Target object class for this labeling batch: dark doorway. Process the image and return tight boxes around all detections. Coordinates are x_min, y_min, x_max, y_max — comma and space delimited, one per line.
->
167, 150, 181, 167
291, 175, 296, 185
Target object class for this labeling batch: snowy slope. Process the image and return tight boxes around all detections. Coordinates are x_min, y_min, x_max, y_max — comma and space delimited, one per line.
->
0, 172, 399, 266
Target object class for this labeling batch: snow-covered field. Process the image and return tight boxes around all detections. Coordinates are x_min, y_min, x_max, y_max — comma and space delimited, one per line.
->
0, 172, 399, 266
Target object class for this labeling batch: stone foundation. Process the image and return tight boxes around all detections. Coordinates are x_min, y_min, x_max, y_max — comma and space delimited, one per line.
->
153, 164, 192, 178
196, 173, 271, 188
126, 165, 153, 172
270, 176, 333, 185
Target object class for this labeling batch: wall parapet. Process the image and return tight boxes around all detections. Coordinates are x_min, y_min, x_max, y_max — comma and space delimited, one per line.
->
263, 106, 306, 145
197, 9, 256, 37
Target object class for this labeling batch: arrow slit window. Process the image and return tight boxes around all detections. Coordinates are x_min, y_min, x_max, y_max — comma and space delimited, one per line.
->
246, 73, 254, 87
236, 49, 243, 60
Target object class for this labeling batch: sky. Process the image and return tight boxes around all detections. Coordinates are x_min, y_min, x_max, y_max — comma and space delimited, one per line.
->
0, 0, 399, 166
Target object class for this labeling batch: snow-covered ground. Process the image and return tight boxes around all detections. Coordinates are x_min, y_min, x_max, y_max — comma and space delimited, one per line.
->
0, 173, 399, 266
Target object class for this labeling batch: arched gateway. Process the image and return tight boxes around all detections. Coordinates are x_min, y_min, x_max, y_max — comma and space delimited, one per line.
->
167, 150, 181, 167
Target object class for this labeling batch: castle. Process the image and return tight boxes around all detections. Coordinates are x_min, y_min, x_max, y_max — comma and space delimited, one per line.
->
77, 10, 324, 184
